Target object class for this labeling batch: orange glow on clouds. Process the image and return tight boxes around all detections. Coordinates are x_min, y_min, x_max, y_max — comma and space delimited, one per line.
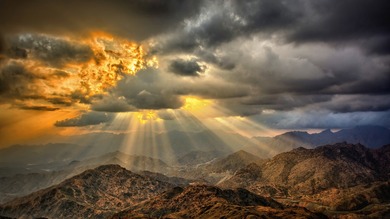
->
76, 32, 158, 98
4, 31, 158, 109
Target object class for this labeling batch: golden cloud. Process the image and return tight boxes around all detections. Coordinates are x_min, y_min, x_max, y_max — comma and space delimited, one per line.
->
0, 31, 158, 109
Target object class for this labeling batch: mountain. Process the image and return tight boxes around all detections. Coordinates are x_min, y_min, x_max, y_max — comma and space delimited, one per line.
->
177, 150, 227, 166
252, 125, 390, 156
0, 169, 77, 204
0, 143, 91, 177
0, 165, 173, 219
205, 150, 266, 173
221, 143, 389, 194
68, 151, 172, 174
173, 150, 266, 184
0, 151, 175, 204
138, 171, 192, 186
219, 143, 390, 216
111, 184, 325, 219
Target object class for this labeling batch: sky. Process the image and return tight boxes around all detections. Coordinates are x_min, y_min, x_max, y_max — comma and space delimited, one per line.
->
0, 0, 390, 148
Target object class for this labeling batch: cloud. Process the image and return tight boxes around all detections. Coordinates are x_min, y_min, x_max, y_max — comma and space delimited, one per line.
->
55, 112, 114, 127
0, 61, 38, 100
151, 0, 390, 57
0, 0, 203, 41
91, 96, 135, 112
1, 0, 390, 131
7, 34, 93, 67
314, 95, 390, 113
287, 0, 390, 52
17, 104, 60, 111
112, 68, 184, 110
157, 110, 176, 120
251, 110, 390, 129
168, 59, 206, 76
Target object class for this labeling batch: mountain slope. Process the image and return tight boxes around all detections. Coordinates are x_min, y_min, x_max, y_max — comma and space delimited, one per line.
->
111, 184, 325, 219
220, 143, 387, 195
177, 150, 227, 166
0, 151, 174, 204
0, 165, 173, 219
174, 150, 266, 184
69, 151, 172, 174
206, 150, 266, 173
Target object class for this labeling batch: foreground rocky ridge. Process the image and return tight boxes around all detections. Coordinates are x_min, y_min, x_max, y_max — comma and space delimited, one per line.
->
111, 184, 325, 219
0, 165, 173, 219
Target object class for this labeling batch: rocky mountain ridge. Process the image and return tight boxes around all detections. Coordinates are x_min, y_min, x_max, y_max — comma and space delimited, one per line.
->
0, 165, 173, 219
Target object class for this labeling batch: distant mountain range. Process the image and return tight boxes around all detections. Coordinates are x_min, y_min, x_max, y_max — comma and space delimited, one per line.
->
0, 125, 389, 173
0, 142, 389, 218
253, 125, 390, 155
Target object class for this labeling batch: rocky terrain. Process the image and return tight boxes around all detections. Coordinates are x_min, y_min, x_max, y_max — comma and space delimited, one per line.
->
219, 143, 390, 217
0, 142, 389, 218
0, 151, 174, 204
173, 150, 267, 184
0, 165, 173, 219
176, 150, 227, 166
111, 184, 325, 219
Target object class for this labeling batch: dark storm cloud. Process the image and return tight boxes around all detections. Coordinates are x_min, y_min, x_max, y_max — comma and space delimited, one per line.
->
0, 0, 203, 41
241, 94, 332, 111
316, 95, 390, 113
46, 97, 73, 106
168, 59, 205, 76
0, 61, 37, 100
154, 0, 300, 53
55, 112, 114, 127
288, 0, 390, 48
92, 68, 184, 111
251, 110, 390, 129
91, 96, 135, 112
90, 67, 250, 112
154, 0, 390, 56
6, 46, 27, 59
133, 89, 183, 109
0, 34, 5, 55
7, 34, 93, 67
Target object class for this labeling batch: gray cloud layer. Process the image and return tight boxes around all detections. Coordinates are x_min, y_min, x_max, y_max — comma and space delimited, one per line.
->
1, 0, 390, 129
168, 59, 205, 77
55, 112, 114, 127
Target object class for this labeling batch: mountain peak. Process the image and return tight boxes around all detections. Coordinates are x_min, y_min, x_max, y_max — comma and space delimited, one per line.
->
0, 164, 174, 219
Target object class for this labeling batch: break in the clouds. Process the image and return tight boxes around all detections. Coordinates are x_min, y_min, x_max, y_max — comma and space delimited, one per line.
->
1, 0, 390, 130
